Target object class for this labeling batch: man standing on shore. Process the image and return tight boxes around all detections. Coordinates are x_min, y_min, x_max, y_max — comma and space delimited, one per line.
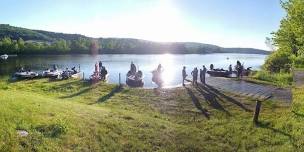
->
191, 67, 198, 85
200, 65, 207, 84
182, 66, 187, 86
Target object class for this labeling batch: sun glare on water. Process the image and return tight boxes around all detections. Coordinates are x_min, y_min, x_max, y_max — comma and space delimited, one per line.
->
158, 54, 176, 86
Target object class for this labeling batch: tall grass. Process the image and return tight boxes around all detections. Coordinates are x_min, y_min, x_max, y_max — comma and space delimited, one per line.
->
251, 70, 293, 87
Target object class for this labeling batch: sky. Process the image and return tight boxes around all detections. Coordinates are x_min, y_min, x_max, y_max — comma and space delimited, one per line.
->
0, 0, 285, 50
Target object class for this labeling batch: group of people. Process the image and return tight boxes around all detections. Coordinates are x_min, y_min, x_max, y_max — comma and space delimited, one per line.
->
182, 65, 207, 86
182, 60, 246, 86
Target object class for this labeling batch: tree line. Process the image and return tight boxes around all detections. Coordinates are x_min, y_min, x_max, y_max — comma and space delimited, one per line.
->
0, 37, 96, 54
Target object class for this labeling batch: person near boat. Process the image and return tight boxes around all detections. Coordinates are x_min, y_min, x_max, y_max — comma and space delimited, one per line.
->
53, 64, 58, 71
19, 67, 25, 72
100, 66, 108, 81
126, 62, 144, 87
130, 62, 136, 75
236, 60, 243, 78
210, 64, 214, 70
90, 62, 100, 83
152, 64, 164, 87
191, 67, 198, 85
71, 67, 77, 74
99, 61, 102, 68
229, 64, 233, 72
200, 65, 207, 84
62, 68, 70, 79
182, 66, 187, 86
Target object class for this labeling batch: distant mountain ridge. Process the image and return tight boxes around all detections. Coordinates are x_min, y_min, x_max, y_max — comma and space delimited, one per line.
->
0, 24, 270, 55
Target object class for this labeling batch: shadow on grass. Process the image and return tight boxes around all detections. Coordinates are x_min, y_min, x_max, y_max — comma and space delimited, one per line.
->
97, 85, 123, 103
200, 84, 252, 112
60, 87, 94, 99
185, 87, 210, 119
56, 80, 89, 88
195, 85, 231, 116
257, 121, 293, 140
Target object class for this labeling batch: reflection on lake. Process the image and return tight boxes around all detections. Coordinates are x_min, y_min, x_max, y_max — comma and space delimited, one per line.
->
0, 53, 267, 88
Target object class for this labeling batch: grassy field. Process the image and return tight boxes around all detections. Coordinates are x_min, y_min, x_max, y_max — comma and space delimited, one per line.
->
246, 70, 293, 87
0, 77, 303, 151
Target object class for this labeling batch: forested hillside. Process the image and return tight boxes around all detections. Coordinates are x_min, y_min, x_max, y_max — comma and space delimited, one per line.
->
0, 24, 269, 55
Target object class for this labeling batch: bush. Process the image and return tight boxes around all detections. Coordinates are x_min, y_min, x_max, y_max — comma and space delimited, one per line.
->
252, 70, 293, 87
264, 51, 292, 73
293, 55, 304, 68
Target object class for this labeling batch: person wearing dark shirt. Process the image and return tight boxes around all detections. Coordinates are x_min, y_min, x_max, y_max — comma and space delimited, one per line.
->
182, 66, 187, 86
210, 64, 214, 70
191, 67, 198, 85
200, 65, 207, 84
130, 61, 136, 74
229, 64, 233, 72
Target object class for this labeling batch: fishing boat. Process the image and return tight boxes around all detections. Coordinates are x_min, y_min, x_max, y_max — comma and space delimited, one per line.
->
71, 72, 83, 79
0, 54, 8, 60
207, 69, 232, 77
126, 71, 144, 87
14, 71, 39, 79
42, 69, 62, 78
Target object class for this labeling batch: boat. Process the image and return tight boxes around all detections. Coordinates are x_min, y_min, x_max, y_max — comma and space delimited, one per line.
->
0, 54, 8, 60
42, 69, 62, 78
14, 71, 39, 79
126, 71, 144, 87
71, 72, 83, 79
207, 69, 232, 77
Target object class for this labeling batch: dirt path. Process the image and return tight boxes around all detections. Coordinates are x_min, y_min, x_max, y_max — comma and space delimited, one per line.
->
294, 69, 304, 88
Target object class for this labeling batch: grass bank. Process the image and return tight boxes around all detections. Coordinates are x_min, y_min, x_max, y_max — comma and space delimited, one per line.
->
0, 78, 303, 151
246, 70, 293, 87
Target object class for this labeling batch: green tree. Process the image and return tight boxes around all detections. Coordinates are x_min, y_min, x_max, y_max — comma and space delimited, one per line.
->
265, 0, 304, 71
273, 0, 304, 56
17, 38, 25, 52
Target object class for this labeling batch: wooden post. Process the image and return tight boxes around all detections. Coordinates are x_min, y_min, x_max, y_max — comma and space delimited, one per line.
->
119, 73, 121, 86
253, 100, 262, 124
83, 72, 85, 81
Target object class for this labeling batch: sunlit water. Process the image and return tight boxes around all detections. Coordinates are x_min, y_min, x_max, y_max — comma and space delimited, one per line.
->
0, 54, 267, 88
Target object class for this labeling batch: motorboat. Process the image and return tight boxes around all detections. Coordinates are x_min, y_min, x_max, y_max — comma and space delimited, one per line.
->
207, 69, 232, 77
42, 69, 62, 78
126, 71, 144, 87
0, 54, 8, 60
14, 71, 38, 79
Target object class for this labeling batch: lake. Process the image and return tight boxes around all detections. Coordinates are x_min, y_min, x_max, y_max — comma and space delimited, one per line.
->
0, 53, 267, 88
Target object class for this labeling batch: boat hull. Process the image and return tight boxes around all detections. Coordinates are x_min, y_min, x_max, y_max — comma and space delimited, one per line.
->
126, 77, 144, 87
207, 70, 232, 77
14, 72, 38, 79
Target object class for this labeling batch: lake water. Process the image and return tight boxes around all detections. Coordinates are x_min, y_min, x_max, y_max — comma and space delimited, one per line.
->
0, 53, 267, 88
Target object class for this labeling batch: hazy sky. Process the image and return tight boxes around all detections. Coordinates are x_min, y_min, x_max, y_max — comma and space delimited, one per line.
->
0, 0, 284, 50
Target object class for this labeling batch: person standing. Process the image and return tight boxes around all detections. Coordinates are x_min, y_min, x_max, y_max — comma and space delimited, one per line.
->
130, 61, 136, 74
98, 61, 102, 72
229, 64, 232, 72
182, 66, 187, 86
200, 65, 207, 84
210, 64, 214, 70
236, 60, 242, 78
191, 67, 198, 85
